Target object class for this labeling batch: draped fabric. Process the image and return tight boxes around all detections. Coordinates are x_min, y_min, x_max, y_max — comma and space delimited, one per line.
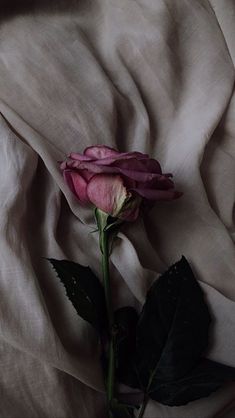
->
0, 1, 235, 416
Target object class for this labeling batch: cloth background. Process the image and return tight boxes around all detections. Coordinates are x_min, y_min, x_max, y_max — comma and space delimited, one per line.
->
0, 0, 235, 417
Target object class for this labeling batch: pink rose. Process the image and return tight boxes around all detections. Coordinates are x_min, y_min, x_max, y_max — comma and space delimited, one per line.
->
60, 145, 182, 221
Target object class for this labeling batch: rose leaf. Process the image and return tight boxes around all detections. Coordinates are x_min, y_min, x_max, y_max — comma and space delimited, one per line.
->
150, 358, 235, 405
47, 259, 107, 332
134, 256, 211, 391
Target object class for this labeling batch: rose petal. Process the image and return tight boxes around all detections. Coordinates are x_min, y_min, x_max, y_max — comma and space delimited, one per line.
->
139, 175, 175, 190
84, 145, 120, 159
113, 158, 162, 174
87, 174, 129, 217
60, 161, 68, 170
63, 170, 89, 203
69, 153, 93, 161
64, 159, 163, 182
120, 205, 140, 222
69, 152, 148, 164
79, 169, 94, 182
117, 168, 163, 182
93, 152, 149, 166
65, 160, 112, 173
132, 188, 183, 201
70, 149, 149, 165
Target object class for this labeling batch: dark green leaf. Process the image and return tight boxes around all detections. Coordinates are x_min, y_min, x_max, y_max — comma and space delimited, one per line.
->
132, 257, 211, 391
47, 259, 107, 332
150, 358, 235, 406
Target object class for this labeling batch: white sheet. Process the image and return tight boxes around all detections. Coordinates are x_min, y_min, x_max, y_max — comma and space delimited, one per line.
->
0, 1, 235, 417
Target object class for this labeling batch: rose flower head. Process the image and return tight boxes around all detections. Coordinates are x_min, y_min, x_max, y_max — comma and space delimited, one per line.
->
60, 145, 182, 221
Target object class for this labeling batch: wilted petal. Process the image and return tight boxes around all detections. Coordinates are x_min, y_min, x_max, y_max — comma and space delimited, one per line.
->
93, 152, 149, 166
141, 158, 162, 173
79, 169, 94, 182
84, 145, 120, 159
68, 160, 163, 183
132, 188, 183, 201
87, 174, 129, 217
63, 170, 89, 203
113, 158, 162, 174
69, 152, 146, 165
84, 145, 149, 161
118, 168, 162, 182
65, 160, 115, 173
118, 195, 142, 221
66, 159, 163, 183
69, 153, 93, 161
60, 161, 68, 170
139, 175, 175, 190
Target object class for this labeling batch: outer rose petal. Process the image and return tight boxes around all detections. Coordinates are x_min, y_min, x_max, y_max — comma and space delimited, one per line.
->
84, 145, 148, 161
87, 174, 130, 217
92, 152, 149, 166
139, 175, 174, 190
84, 145, 120, 159
121, 207, 139, 221
69, 152, 147, 165
60, 161, 67, 170
68, 153, 92, 161
63, 170, 89, 203
64, 159, 163, 182
68, 147, 148, 165
117, 197, 141, 221
132, 188, 183, 201
113, 158, 162, 174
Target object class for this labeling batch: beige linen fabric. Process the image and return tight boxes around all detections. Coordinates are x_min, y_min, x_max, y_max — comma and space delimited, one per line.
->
0, 0, 235, 417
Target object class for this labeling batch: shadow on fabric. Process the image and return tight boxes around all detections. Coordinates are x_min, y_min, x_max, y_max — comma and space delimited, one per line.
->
0, 0, 82, 19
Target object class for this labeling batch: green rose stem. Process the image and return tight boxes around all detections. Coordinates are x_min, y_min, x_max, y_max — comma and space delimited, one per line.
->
101, 230, 115, 405
96, 209, 117, 418
137, 368, 155, 417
